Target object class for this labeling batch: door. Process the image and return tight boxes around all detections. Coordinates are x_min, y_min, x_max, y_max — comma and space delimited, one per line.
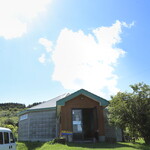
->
0, 132, 16, 150
82, 109, 94, 140
10, 132, 16, 150
72, 109, 83, 140
72, 108, 98, 141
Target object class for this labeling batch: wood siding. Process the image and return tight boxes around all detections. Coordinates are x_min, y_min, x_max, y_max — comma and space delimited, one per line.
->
60, 94, 105, 136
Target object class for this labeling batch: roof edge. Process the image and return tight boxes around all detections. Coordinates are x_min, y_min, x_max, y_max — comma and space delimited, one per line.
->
18, 107, 56, 116
56, 89, 109, 106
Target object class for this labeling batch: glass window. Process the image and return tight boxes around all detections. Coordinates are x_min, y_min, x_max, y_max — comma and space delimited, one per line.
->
4, 132, 9, 144
72, 109, 82, 133
10, 132, 15, 143
20, 114, 28, 121
0, 132, 3, 144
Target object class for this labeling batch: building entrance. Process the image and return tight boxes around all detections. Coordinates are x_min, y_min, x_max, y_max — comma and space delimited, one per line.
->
72, 108, 98, 141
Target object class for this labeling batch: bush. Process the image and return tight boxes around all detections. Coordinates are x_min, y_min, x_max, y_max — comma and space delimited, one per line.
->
105, 137, 116, 143
49, 137, 66, 144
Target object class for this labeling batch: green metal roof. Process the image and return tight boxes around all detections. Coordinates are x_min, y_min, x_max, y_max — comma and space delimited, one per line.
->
56, 89, 109, 106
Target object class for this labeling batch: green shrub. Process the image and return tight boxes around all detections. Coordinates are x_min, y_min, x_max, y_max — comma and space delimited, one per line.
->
49, 137, 66, 144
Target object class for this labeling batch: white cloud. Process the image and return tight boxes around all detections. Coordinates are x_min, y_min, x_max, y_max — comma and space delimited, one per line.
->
38, 53, 46, 64
49, 21, 132, 98
39, 38, 53, 52
0, 0, 52, 39
122, 21, 135, 28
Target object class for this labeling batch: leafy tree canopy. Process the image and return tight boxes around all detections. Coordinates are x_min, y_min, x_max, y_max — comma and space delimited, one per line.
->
108, 82, 150, 144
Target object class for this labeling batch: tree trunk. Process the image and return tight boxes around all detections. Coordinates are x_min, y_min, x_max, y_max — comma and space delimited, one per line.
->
122, 129, 125, 142
144, 137, 150, 145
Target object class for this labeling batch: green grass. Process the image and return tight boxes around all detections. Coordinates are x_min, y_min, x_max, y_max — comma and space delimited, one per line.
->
17, 140, 150, 150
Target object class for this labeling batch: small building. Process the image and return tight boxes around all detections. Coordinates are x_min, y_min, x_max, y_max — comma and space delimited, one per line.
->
18, 89, 122, 142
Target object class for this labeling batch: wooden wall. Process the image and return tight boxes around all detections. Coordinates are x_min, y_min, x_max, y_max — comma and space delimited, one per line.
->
60, 94, 105, 136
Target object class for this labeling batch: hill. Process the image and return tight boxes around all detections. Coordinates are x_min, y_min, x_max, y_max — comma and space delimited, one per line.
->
0, 102, 40, 138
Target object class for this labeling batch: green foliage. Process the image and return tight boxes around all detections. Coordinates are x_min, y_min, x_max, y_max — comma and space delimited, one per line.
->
0, 102, 26, 139
108, 82, 150, 144
0, 102, 40, 139
108, 92, 130, 128
0, 103, 25, 110
27, 102, 41, 108
49, 137, 66, 144
4, 118, 15, 125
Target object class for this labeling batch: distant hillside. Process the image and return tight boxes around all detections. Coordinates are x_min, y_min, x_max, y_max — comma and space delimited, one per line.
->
27, 102, 42, 108
0, 102, 40, 138
0, 103, 26, 110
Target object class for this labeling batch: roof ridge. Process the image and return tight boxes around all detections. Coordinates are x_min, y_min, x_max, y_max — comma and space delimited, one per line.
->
28, 92, 70, 110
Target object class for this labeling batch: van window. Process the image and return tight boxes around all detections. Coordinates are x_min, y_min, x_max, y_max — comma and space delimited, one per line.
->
4, 132, 9, 144
0, 132, 3, 144
10, 132, 15, 143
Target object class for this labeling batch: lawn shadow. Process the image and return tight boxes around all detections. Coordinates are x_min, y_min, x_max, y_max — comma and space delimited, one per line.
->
67, 142, 136, 149
135, 142, 150, 150
22, 141, 45, 150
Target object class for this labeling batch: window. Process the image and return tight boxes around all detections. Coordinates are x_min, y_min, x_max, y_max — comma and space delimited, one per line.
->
72, 109, 82, 133
10, 132, 15, 143
0, 132, 3, 144
20, 114, 28, 121
4, 132, 9, 144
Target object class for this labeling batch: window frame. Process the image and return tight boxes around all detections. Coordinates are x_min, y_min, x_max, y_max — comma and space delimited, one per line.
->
0, 132, 4, 144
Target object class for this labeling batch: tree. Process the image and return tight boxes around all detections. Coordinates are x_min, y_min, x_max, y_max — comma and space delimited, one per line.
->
4, 118, 15, 126
108, 83, 150, 144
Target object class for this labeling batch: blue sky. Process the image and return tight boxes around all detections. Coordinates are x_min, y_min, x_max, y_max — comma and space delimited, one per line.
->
0, 0, 150, 105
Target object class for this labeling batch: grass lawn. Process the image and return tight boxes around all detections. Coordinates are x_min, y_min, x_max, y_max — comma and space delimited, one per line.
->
17, 140, 150, 150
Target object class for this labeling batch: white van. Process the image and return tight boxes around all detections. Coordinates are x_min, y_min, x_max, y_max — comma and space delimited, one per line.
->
0, 127, 16, 150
